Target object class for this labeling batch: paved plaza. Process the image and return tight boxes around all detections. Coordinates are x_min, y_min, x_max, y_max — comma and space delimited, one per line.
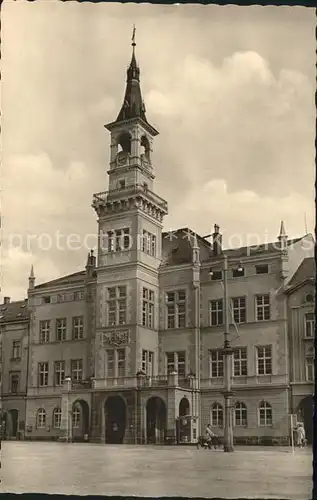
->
1, 442, 312, 499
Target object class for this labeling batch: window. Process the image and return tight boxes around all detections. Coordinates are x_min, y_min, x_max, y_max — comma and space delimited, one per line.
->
232, 267, 245, 278
106, 350, 115, 377
258, 401, 272, 426
71, 359, 83, 381
54, 361, 65, 386
235, 402, 247, 426
209, 350, 224, 378
38, 362, 49, 387
74, 291, 84, 301
166, 351, 186, 377
56, 318, 67, 342
53, 408, 62, 428
142, 350, 154, 376
166, 290, 186, 329
107, 286, 127, 326
209, 300, 223, 326
12, 340, 21, 359
119, 179, 126, 189
72, 316, 84, 340
142, 230, 156, 257
256, 294, 270, 321
72, 406, 81, 428
231, 297, 246, 324
211, 270, 223, 281
142, 288, 154, 328
10, 372, 20, 393
57, 294, 66, 303
305, 313, 315, 338
255, 264, 269, 275
42, 296, 51, 304
211, 403, 223, 427
37, 408, 46, 429
115, 228, 130, 251
305, 357, 314, 382
233, 347, 247, 376
305, 294, 314, 303
117, 349, 126, 377
39, 320, 50, 343
256, 345, 272, 375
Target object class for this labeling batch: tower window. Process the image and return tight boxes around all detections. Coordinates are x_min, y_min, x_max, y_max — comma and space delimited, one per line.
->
119, 179, 126, 189
141, 135, 150, 159
118, 132, 131, 154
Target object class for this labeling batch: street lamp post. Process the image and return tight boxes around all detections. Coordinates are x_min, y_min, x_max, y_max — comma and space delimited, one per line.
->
221, 255, 234, 452
209, 254, 237, 452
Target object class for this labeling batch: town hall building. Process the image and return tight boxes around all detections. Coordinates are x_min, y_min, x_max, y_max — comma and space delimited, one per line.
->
0, 39, 315, 445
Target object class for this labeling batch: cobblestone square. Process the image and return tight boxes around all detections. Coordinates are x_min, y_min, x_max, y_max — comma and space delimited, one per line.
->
1, 442, 313, 499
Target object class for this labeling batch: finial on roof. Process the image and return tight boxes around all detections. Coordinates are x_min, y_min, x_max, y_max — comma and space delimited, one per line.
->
278, 220, 287, 240
30, 265, 35, 278
132, 24, 136, 49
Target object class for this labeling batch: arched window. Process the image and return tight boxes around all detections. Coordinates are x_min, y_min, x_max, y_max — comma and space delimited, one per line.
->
258, 401, 272, 426
211, 402, 223, 427
234, 402, 247, 427
72, 405, 81, 428
140, 135, 150, 159
117, 132, 131, 154
37, 408, 46, 429
52, 408, 62, 429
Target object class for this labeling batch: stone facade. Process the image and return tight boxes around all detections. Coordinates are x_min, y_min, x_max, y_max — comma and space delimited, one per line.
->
1, 45, 315, 446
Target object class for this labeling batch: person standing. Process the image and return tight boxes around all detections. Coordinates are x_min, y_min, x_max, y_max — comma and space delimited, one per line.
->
297, 423, 306, 448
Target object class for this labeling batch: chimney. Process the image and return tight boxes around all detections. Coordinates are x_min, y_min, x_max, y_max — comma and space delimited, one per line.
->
212, 224, 222, 256
4, 296, 10, 305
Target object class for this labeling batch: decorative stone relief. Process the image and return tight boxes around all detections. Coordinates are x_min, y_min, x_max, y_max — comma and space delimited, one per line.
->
102, 329, 130, 347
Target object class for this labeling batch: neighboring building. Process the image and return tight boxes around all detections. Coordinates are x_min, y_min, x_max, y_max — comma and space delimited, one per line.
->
0, 296, 29, 439
4, 40, 314, 445
285, 257, 315, 443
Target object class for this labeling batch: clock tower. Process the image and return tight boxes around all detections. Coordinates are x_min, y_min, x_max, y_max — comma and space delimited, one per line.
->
92, 33, 168, 389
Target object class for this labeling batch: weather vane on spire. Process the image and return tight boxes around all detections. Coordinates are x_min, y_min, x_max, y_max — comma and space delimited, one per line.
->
132, 25, 136, 47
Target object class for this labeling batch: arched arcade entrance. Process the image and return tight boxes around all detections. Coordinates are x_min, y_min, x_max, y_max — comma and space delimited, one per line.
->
72, 400, 89, 442
0, 409, 19, 439
146, 396, 166, 444
297, 395, 313, 444
104, 395, 126, 444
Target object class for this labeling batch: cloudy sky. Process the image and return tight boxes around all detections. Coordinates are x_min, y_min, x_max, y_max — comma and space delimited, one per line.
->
1, 2, 315, 300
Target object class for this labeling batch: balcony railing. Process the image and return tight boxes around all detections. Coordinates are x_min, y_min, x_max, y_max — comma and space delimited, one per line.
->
92, 184, 168, 212
200, 374, 288, 389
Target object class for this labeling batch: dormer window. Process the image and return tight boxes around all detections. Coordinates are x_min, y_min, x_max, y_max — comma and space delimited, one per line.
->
255, 264, 269, 275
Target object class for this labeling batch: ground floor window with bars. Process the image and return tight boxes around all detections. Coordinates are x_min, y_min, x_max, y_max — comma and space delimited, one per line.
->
234, 402, 247, 426
258, 401, 272, 426
166, 351, 186, 377
53, 408, 62, 428
209, 349, 224, 378
72, 406, 81, 428
211, 402, 223, 427
37, 408, 47, 429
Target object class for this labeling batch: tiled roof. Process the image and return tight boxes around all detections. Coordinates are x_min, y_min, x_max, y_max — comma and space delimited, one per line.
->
0, 300, 29, 324
34, 270, 86, 290
286, 257, 316, 290
161, 228, 305, 266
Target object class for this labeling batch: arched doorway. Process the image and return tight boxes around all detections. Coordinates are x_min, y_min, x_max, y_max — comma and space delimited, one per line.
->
146, 397, 167, 444
179, 397, 190, 417
9, 409, 19, 438
72, 400, 89, 442
297, 396, 313, 444
105, 395, 126, 444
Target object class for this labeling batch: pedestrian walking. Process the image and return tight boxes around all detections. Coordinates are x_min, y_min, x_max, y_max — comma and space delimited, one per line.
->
297, 423, 306, 448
